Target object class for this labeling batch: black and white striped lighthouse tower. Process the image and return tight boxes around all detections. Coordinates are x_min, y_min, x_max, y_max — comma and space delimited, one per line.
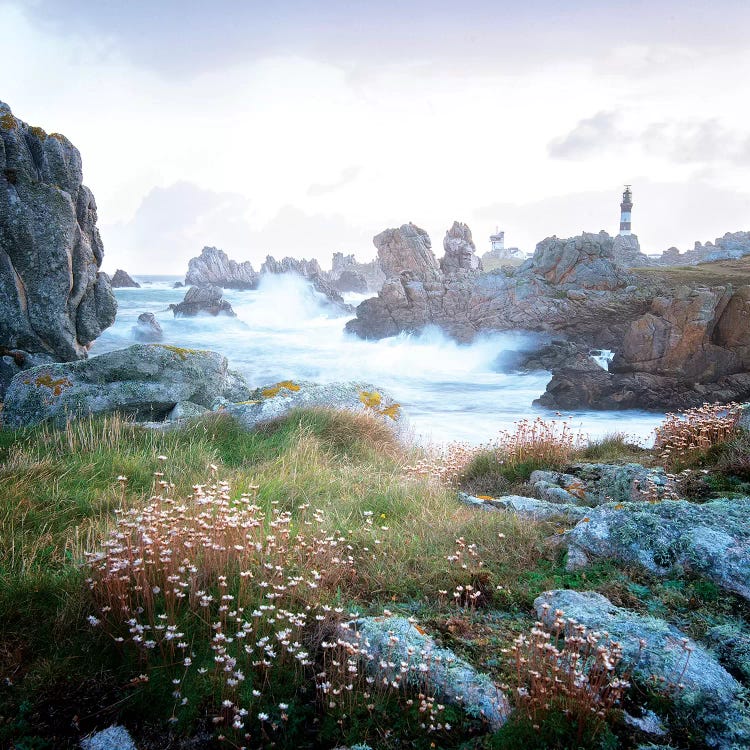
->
619, 184, 633, 235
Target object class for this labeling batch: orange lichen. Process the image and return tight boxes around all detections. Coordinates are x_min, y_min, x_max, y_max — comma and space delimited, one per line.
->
161, 345, 198, 360
359, 390, 382, 409
34, 373, 72, 397
28, 125, 47, 141
379, 403, 401, 421
0, 112, 17, 130
261, 381, 301, 399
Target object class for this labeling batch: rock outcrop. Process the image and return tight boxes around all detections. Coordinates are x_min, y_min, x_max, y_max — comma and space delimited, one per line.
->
260, 255, 351, 310
329, 251, 385, 293
221, 381, 402, 433
535, 590, 750, 750
563, 497, 750, 602
2, 344, 251, 428
185, 246, 258, 289
655, 231, 750, 266
612, 233, 650, 268
537, 283, 750, 409
374, 223, 441, 279
110, 269, 140, 288
440, 221, 482, 275
133, 312, 162, 342
346, 227, 642, 342
338, 616, 510, 730
170, 285, 235, 317
0, 102, 116, 382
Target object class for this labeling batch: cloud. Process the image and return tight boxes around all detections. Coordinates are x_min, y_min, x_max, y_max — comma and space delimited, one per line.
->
547, 111, 629, 160
101, 182, 376, 274
308, 166, 362, 196
641, 119, 750, 165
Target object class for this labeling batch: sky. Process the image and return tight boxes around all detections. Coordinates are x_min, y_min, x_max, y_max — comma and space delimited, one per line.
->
2, 0, 749, 273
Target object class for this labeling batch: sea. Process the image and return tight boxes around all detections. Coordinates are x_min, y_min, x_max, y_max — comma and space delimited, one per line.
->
90, 274, 663, 446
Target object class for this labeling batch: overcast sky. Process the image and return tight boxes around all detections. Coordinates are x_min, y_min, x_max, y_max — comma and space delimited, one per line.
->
2, 0, 749, 273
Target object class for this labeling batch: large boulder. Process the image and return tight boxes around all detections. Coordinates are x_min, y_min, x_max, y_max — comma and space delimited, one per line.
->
133, 312, 162, 342
1, 344, 251, 428
440, 221, 482, 275
0, 102, 116, 363
563, 498, 750, 601
529, 231, 631, 290
185, 246, 258, 289
221, 380, 402, 432
110, 269, 140, 288
374, 223, 441, 279
535, 590, 750, 750
338, 616, 510, 730
170, 285, 235, 317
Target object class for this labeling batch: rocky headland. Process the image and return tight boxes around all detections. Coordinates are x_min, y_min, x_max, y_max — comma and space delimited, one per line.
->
0, 102, 116, 398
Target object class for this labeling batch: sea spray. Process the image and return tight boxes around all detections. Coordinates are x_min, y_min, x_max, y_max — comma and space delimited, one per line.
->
91, 274, 662, 445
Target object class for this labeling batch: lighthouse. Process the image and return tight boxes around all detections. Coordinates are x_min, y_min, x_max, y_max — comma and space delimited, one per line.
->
619, 185, 633, 236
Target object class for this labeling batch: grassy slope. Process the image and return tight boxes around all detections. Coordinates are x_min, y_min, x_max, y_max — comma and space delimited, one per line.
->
0, 412, 748, 749
632, 254, 750, 288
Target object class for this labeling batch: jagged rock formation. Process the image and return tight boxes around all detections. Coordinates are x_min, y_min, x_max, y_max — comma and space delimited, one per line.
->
522, 231, 632, 290
133, 312, 162, 341
612, 233, 650, 268
656, 231, 750, 266
170, 285, 235, 317
346, 227, 640, 342
440, 221, 482, 274
328, 251, 385, 293
0, 101, 116, 390
2, 344, 251, 428
374, 223, 441, 279
110, 269, 140, 288
185, 246, 258, 289
260, 255, 351, 311
537, 283, 750, 409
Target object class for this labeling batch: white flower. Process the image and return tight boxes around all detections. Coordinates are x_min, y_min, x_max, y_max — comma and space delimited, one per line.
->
257, 712, 269, 721
87, 615, 100, 627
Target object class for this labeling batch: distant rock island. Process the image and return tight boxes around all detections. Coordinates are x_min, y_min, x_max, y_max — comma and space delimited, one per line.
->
111, 269, 140, 288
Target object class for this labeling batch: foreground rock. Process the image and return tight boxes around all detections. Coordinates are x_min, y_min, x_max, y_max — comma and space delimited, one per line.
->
563, 498, 750, 601
531, 463, 671, 505
132, 312, 162, 342
80, 725, 137, 750
110, 269, 140, 288
458, 492, 588, 522
185, 246, 258, 289
221, 381, 401, 431
339, 616, 510, 730
170, 285, 235, 317
535, 590, 750, 750
0, 101, 116, 369
2, 344, 250, 428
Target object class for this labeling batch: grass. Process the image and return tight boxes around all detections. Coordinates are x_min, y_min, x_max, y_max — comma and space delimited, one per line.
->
1, 407, 749, 748
632, 254, 750, 288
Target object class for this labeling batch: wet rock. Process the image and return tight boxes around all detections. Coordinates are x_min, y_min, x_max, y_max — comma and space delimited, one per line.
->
535, 590, 750, 750
0, 101, 116, 362
261, 255, 352, 310
80, 725, 137, 750
338, 616, 510, 730
185, 246, 258, 289
133, 312, 162, 342
563, 498, 750, 601
2, 344, 250, 428
110, 269, 140, 288
222, 381, 402, 433
170, 285, 235, 317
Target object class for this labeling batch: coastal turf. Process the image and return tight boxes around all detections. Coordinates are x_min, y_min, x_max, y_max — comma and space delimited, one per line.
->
0, 410, 748, 749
